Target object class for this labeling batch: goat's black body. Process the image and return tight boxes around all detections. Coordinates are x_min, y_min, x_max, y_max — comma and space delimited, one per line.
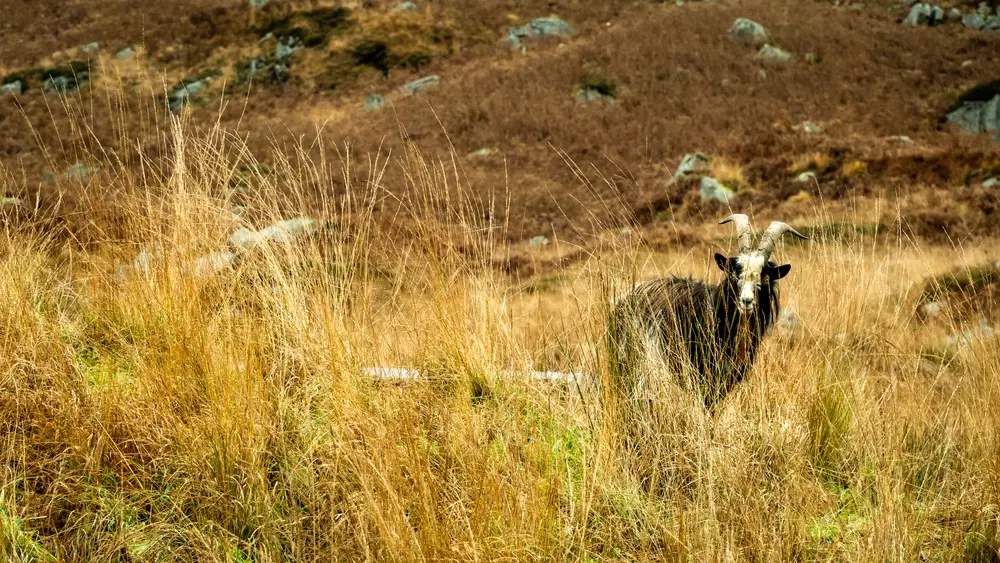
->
609, 271, 780, 410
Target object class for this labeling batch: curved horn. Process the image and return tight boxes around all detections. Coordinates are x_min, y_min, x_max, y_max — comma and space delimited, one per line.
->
757, 221, 808, 261
719, 214, 753, 253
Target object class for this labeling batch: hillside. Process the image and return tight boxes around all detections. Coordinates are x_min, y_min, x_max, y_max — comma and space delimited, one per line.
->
1, 0, 999, 245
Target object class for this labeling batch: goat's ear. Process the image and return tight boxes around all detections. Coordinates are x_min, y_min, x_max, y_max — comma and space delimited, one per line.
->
714, 253, 729, 272
771, 264, 792, 279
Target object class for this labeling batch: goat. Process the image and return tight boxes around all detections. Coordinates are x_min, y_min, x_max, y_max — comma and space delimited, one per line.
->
607, 214, 806, 411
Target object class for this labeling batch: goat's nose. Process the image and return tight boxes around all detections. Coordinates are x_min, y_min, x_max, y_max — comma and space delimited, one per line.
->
740, 297, 754, 309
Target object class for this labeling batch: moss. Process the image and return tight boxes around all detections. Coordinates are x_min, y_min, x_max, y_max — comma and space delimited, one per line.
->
961, 161, 1000, 186
350, 39, 391, 77
579, 76, 617, 98
255, 7, 352, 48
946, 79, 1000, 113
399, 51, 432, 72
921, 265, 997, 302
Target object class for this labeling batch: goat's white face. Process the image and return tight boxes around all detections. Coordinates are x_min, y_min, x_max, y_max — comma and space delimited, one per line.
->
715, 252, 792, 314
735, 253, 767, 313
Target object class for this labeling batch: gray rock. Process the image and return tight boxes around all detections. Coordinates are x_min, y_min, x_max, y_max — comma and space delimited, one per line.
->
794, 171, 817, 183
729, 17, 768, 44
249, 0, 270, 8
674, 152, 712, 178
887, 135, 915, 143
81, 42, 100, 55
575, 87, 615, 105
775, 307, 800, 338
983, 177, 1000, 188
364, 93, 386, 111
275, 36, 304, 59
132, 243, 164, 276
794, 121, 822, 133
902, 3, 945, 26
168, 79, 207, 113
528, 235, 550, 249
946, 319, 994, 347
229, 217, 319, 250
757, 44, 793, 65
115, 47, 136, 61
963, 13, 987, 29
399, 75, 440, 95
466, 148, 499, 158
919, 300, 943, 318
44, 67, 89, 94
948, 7, 963, 21
901, 0, 919, 6
393, 1, 417, 12
503, 17, 575, 51
699, 177, 736, 204
0, 80, 23, 96
946, 94, 1000, 135
189, 251, 237, 278
66, 163, 97, 183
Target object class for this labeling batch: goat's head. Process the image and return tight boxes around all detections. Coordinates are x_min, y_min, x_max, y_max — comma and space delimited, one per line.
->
715, 214, 807, 314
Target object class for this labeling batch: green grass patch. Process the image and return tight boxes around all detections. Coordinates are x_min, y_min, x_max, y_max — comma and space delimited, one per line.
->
920, 265, 997, 302
579, 76, 617, 98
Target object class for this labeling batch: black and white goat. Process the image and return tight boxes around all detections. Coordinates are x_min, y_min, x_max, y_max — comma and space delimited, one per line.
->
608, 214, 806, 411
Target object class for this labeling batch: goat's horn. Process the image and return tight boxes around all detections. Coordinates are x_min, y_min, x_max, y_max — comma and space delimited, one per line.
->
757, 221, 808, 261
719, 214, 753, 253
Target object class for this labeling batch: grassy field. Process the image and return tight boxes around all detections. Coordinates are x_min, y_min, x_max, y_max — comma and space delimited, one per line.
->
2, 0, 1000, 559
1, 115, 999, 561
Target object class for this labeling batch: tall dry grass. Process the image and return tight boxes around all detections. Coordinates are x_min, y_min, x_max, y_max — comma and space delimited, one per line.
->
2, 107, 1000, 563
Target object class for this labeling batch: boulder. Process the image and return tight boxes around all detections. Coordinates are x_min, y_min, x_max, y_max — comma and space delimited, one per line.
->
902, 3, 946, 26
983, 177, 999, 188
794, 171, 817, 183
945, 84, 1000, 135
189, 251, 237, 278
575, 87, 615, 105
275, 36, 304, 59
364, 93, 386, 111
757, 44, 793, 65
466, 148, 499, 158
674, 152, 711, 179
728, 18, 768, 45
168, 79, 208, 113
249, 0, 270, 8
81, 42, 99, 55
42, 63, 90, 94
887, 135, 915, 144
699, 177, 736, 204
528, 235, 550, 249
399, 75, 440, 95
393, 1, 417, 12
775, 307, 800, 340
115, 47, 136, 61
229, 217, 319, 250
919, 300, 943, 319
794, 121, 822, 133
0, 80, 23, 96
503, 17, 575, 51
131, 243, 164, 276
66, 163, 98, 183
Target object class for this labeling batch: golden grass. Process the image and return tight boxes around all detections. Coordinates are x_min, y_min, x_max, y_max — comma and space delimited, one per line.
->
2, 112, 1000, 563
